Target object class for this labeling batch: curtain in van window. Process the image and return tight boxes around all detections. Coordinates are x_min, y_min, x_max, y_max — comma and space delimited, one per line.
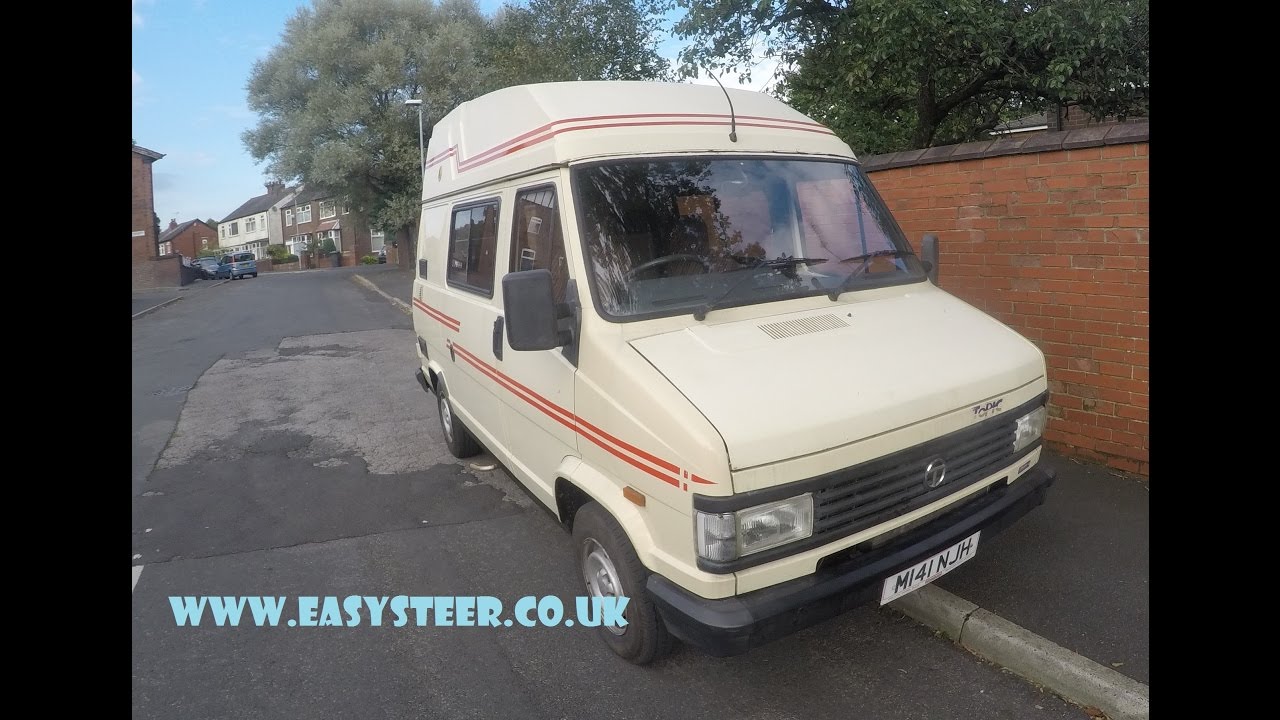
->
510, 187, 569, 303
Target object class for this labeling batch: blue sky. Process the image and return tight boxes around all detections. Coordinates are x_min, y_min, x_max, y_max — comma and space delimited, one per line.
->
132, 0, 777, 225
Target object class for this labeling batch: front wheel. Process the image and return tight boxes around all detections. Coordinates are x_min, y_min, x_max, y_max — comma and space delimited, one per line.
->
436, 378, 480, 458
572, 503, 673, 664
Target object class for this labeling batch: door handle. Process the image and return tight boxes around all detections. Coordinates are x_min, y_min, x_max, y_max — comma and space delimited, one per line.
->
492, 316, 505, 361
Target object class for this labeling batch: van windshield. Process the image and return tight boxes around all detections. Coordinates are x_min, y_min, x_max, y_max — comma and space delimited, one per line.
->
573, 158, 925, 321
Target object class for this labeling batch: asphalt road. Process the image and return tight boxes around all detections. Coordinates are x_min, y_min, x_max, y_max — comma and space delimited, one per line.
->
132, 267, 1088, 719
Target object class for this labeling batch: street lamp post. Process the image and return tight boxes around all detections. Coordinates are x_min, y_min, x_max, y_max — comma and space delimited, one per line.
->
405, 98, 425, 176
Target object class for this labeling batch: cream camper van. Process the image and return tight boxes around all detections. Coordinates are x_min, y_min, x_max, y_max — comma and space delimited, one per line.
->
410, 81, 1054, 664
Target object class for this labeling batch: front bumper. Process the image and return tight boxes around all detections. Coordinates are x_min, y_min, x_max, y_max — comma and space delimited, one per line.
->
646, 466, 1055, 657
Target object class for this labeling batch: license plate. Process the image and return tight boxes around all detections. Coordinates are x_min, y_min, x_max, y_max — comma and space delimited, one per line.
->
879, 531, 981, 605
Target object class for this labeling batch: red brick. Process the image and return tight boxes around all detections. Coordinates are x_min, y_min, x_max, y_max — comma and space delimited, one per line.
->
1006, 154, 1043, 167
1117, 404, 1148, 421
1096, 415, 1129, 432
1100, 145, 1136, 159
1080, 424, 1113, 441
1096, 441, 1148, 462
1098, 361, 1131, 378
1091, 347, 1131, 363
1101, 335, 1136, 351
1098, 388, 1131, 404
1067, 148, 1104, 162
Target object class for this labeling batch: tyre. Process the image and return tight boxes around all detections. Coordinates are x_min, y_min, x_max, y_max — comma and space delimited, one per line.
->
572, 503, 673, 665
436, 378, 480, 458
251, 273, 258, 278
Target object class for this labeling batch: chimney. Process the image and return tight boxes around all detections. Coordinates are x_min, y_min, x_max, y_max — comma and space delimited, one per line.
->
169, 219, 178, 229
266, 181, 284, 197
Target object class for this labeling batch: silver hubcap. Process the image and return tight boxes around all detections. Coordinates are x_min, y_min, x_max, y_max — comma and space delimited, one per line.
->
582, 538, 627, 636
439, 394, 454, 443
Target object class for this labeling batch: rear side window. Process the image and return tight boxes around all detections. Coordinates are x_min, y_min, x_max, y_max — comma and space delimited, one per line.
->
220, 256, 231, 264
446, 199, 500, 296
510, 186, 569, 304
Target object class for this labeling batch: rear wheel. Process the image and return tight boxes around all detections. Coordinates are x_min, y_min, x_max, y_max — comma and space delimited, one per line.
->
436, 378, 480, 458
573, 503, 673, 665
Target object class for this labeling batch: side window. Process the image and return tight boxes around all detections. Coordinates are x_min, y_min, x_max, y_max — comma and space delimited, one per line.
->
510, 186, 569, 303
446, 200, 500, 296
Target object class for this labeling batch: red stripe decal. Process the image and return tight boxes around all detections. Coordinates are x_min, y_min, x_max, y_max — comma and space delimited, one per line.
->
428, 113, 836, 174
448, 341, 709, 490
412, 297, 463, 330
412, 298, 461, 331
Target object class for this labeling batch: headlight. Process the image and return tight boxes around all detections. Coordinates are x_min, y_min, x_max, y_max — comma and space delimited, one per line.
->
696, 494, 814, 562
1014, 406, 1048, 452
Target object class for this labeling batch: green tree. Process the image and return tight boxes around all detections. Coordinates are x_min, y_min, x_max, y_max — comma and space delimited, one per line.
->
244, 0, 486, 244
487, 0, 671, 87
672, 0, 1149, 155
244, 0, 670, 249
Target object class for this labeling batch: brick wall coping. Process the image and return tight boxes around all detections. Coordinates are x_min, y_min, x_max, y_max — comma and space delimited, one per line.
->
860, 122, 1149, 172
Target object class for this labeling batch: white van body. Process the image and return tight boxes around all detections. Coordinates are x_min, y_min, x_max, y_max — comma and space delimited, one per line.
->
411, 81, 1053, 662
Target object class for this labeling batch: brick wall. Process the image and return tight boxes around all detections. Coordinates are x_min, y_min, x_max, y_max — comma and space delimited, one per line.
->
132, 255, 183, 289
132, 150, 158, 266
863, 126, 1149, 476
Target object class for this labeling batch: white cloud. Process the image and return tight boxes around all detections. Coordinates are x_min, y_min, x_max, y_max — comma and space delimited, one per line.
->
132, 0, 149, 27
132, 68, 142, 88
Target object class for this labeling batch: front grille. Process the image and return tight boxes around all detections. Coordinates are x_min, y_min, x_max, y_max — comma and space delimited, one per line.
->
812, 413, 1017, 539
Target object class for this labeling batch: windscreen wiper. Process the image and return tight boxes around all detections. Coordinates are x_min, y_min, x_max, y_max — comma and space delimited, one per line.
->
693, 257, 828, 321
827, 249, 914, 301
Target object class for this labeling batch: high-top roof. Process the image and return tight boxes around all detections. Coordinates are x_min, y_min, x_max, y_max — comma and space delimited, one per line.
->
422, 81, 855, 200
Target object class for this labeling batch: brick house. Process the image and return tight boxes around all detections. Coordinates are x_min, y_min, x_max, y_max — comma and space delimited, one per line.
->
993, 102, 1149, 137
219, 182, 299, 258
133, 142, 187, 289
282, 185, 383, 265
158, 219, 219, 259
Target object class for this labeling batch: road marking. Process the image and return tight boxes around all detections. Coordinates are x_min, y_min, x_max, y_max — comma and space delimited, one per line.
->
132, 565, 144, 593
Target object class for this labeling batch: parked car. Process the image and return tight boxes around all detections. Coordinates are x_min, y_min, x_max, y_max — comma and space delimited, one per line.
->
216, 252, 258, 280
377, 246, 387, 264
193, 257, 221, 279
